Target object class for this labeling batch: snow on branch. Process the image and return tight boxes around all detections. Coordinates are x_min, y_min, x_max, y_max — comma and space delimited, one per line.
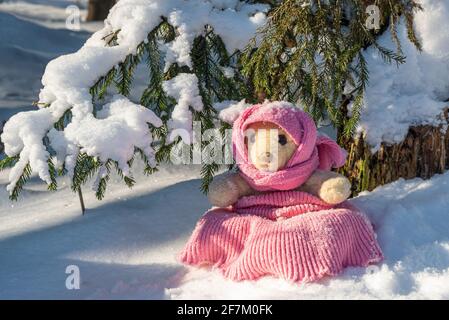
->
355, 0, 449, 151
0, 0, 268, 197
163, 73, 203, 143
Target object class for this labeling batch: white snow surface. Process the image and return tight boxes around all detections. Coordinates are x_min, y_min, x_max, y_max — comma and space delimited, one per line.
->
356, 0, 449, 150
0, 8, 90, 122
1, 165, 449, 299
0, 0, 101, 32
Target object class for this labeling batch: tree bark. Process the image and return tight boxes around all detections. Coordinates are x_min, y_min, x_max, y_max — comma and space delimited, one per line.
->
0, 121, 4, 154
86, 0, 116, 22
338, 108, 449, 196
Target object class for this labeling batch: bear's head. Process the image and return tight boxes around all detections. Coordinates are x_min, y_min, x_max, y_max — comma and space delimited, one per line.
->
244, 121, 297, 172
230, 101, 347, 192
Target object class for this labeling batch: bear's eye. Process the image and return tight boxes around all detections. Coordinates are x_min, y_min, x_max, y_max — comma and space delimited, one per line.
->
249, 134, 256, 144
278, 134, 287, 146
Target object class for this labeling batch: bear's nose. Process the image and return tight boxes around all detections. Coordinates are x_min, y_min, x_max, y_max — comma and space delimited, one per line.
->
259, 152, 272, 161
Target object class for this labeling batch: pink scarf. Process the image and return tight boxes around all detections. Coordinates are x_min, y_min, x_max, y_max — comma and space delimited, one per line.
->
232, 102, 347, 191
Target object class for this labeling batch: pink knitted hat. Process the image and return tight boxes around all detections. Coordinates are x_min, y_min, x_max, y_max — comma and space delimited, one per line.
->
232, 101, 347, 191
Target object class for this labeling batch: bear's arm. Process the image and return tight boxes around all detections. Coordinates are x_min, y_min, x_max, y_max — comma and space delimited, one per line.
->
208, 170, 351, 207
208, 171, 256, 207
297, 170, 351, 204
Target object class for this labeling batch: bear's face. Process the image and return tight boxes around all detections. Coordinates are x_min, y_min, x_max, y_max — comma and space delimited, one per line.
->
245, 122, 297, 172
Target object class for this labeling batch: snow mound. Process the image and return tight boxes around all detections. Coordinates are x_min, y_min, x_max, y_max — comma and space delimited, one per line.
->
357, 0, 449, 150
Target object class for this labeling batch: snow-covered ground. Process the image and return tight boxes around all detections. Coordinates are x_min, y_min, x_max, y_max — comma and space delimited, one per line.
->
1, 0, 449, 300
0, 0, 100, 31
1, 164, 449, 299
0, 164, 210, 299
0, 0, 97, 122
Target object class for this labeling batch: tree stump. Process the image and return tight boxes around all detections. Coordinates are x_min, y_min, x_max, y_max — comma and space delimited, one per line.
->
0, 121, 4, 155
338, 108, 449, 196
86, 0, 116, 22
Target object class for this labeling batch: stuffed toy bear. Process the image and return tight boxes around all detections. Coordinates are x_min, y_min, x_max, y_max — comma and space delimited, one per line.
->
208, 102, 351, 208
179, 101, 383, 283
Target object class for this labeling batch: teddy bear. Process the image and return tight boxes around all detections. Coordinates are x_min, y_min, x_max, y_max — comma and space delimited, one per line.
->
179, 101, 383, 283
207, 102, 351, 208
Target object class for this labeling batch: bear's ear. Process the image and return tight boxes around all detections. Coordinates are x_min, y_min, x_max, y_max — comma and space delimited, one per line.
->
316, 133, 348, 170
217, 99, 251, 124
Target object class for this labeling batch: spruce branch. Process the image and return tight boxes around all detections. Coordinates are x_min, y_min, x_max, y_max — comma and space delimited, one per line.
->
4, 9, 256, 200
47, 158, 58, 191
242, 0, 422, 136
9, 163, 32, 201
0, 155, 19, 171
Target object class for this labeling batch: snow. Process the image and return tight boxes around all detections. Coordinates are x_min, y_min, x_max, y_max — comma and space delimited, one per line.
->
1, 165, 449, 299
3, 108, 55, 189
162, 74, 203, 143
161, 0, 267, 71
220, 66, 235, 79
356, 0, 449, 150
1, 0, 449, 300
0, 0, 101, 32
0, 10, 89, 122
62, 95, 162, 175
217, 100, 304, 125
0, 164, 211, 299
216, 99, 250, 124
1, 0, 267, 194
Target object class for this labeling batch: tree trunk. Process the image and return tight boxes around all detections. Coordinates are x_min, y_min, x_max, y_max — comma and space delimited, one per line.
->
86, 0, 116, 22
0, 121, 4, 154
338, 108, 449, 196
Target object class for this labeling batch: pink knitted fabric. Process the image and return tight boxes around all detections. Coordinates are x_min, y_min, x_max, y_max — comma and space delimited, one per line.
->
179, 191, 383, 283
233, 102, 347, 191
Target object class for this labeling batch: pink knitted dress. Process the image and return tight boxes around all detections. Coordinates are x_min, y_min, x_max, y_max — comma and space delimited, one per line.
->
179, 102, 383, 283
